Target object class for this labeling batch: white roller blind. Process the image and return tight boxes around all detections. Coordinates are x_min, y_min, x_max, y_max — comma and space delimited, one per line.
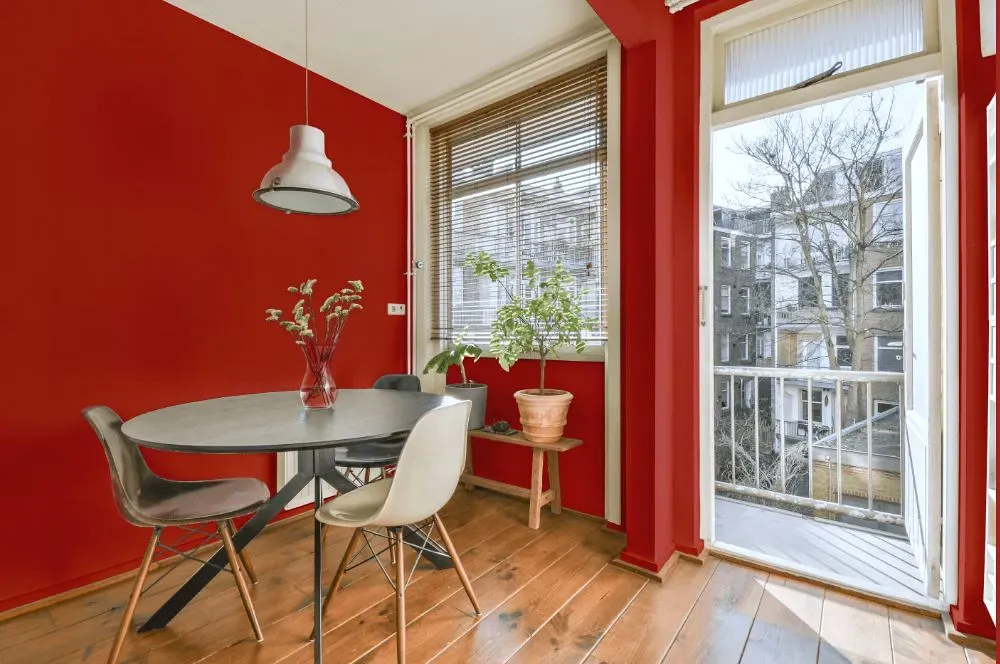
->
724, 0, 926, 105
429, 58, 608, 343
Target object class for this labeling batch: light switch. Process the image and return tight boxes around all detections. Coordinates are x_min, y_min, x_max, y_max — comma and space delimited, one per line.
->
388, 303, 406, 316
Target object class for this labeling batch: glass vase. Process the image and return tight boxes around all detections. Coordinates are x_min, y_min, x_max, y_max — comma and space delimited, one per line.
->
299, 344, 337, 409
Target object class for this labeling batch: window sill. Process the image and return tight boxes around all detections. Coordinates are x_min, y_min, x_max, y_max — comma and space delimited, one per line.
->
473, 345, 608, 364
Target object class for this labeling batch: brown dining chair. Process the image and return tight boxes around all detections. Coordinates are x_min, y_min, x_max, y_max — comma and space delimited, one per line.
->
83, 405, 271, 664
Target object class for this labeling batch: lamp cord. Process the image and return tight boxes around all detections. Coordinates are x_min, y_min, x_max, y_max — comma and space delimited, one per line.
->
304, 0, 310, 126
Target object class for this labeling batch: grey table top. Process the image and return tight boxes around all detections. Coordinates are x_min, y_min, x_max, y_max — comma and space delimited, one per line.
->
122, 389, 457, 453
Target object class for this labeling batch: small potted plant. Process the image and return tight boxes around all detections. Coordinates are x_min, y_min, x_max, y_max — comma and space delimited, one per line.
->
465, 252, 591, 443
265, 278, 363, 409
422, 333, 486, 430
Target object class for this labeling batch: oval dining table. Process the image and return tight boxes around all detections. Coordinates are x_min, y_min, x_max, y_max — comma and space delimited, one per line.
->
122, 388, 458, 663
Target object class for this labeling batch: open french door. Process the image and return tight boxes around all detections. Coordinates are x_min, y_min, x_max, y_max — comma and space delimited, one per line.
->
902, 79, 943, 600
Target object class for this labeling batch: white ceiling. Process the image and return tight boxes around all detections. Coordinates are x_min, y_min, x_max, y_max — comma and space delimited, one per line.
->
164, 0, 604, 115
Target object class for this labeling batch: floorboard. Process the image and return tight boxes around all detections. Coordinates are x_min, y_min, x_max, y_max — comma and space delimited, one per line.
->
0, 491, 990, 664
661, 561, 769, 664
818, 591, 894, 664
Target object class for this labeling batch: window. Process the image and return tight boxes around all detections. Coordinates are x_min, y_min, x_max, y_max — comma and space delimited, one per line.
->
720, 235, 732, 267
800, 388, 824, 422
860, 158, 885, 190
874, 269, 903, 308
739, 241, 751, 269
756, 333, 773, 359
719, 381, 730, 410
831, 273, 851, 310
741, 334, 751, 361
876, 335, 904, 372
799, 276, 820, 308
719, 0, 932, 106
872, 200, 904, 242
429, 59, 608, 342
835, 334, 853, 368
741, 378, 755, 408
720, 285, 732, 315
875, 400, 899, 414
721, 333, 730, 363
798, 338, 829, 369
756, 243, 772, 269
739, 287, 751, 316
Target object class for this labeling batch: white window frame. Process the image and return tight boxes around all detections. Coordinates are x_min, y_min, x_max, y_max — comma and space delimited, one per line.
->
720, 380, 731, 410
708, 0, 942, 126
699, 0, 960, 608
874, 267, 904, 309
721, 235, 733, 267
411, 31, 622, 524
739, 240, 752, 269
741, 334, 752, 361
720, 284, 732, 315
756, 333, 773, 359
721, 333, 731, 363
835, 334, 852, 368
872, 199, 905, 242
739, 286, 751, 315
874, 335, 905, 372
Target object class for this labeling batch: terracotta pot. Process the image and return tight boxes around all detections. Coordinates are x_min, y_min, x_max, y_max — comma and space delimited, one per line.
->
514, 389, 574, 443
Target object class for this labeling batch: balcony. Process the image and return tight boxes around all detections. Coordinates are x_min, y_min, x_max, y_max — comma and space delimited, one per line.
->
714, 366, 905, 522
713, 366, 922, 603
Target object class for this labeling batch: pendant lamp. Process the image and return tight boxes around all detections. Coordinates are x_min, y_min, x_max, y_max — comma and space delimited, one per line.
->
253, 0, 358, 215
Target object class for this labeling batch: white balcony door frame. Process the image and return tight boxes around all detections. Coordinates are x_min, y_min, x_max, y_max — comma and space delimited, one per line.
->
902, 78, 944, 600
698, 0, 961, 608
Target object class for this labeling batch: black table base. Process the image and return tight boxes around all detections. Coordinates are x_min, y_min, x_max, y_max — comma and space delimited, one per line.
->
138, 449, 452, 638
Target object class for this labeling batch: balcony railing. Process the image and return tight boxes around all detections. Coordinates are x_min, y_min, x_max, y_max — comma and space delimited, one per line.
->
714, 366, 905, 525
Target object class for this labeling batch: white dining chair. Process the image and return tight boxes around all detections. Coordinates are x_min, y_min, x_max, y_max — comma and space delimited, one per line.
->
313, 400, 479, 663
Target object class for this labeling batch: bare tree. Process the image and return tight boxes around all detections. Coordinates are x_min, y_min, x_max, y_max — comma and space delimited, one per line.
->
715, 411, 809, 494
731, 94, 905, 381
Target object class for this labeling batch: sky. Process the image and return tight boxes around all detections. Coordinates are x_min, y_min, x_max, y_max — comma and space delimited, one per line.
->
712, 80, 926, 210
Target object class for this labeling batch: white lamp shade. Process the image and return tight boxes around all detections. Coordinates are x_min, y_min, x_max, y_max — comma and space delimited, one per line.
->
253, 125, 359, 215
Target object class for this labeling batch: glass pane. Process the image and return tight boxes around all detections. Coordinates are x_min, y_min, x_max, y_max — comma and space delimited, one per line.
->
713, 83, 915, 374
723, 0, 925, 104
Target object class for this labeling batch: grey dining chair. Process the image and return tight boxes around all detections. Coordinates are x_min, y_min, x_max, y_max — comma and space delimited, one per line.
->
313, 401, 478, 662
334, 373, 421, 485
82, 406, 270, 664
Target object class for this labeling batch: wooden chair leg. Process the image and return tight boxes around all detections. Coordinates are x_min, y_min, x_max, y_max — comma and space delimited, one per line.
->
463, 436, 475, 491
218, 522, 263, 642
546, 451, 562, 515
310, 528, 363, 641
226, 519, 258, 585
395, 528, 407, 664
528, 448, 544, 529
432, 513, 481, 614
107, 529, 160, 664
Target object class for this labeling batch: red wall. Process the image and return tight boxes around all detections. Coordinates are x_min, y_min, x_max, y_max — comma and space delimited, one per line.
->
952, 0, 997, 640
590, 0, 998, 638
0, 0, 407, 612
459, 360, 606, 519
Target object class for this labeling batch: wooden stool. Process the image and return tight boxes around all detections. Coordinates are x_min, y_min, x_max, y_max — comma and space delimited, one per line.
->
462, 430, 582, 529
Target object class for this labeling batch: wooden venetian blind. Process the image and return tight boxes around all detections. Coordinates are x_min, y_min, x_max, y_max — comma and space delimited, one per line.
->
429, 57, 608, 343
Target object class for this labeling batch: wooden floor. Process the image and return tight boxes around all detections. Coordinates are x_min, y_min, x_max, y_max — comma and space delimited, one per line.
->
715, 497, 926, 604
0, 491, 993, 664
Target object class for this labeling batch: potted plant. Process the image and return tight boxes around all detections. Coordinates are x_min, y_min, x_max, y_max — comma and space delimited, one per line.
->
265, 278, 364, 409
422, 333, 487, 430
465, 252, 591, 443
